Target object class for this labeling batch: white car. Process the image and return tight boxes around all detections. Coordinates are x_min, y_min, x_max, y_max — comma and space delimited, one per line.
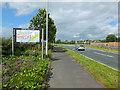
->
75, 45, 85, 51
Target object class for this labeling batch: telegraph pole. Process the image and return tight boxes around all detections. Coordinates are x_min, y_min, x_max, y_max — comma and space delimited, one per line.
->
46, 0, 48, 56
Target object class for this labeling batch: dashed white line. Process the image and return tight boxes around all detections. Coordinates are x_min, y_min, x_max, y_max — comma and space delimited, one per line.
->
86, 47, 119, 54
94, 52, 114, 58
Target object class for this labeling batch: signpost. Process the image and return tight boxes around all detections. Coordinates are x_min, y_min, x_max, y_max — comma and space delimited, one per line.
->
42, 28, 44, 60
12, 28, 14, 55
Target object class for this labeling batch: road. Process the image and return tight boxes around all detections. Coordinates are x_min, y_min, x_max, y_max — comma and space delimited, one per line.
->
48, 46, 103, 88
59, 45, 118, 70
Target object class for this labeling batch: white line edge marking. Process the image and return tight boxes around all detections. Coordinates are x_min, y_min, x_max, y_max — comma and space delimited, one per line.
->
80, 54, 118, 71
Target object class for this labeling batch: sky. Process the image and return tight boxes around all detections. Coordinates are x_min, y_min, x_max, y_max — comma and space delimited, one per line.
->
0, 1, 119, 41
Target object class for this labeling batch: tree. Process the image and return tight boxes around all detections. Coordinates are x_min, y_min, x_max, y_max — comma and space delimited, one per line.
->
106, 34, 117, 42
101, 39, 106, 43
56, 40, 61, 44
77, 40, 84, 44
29, 8, 57, 42
64, 40, 68, 44
70, 40, 75, 44
117, 37, 120, 42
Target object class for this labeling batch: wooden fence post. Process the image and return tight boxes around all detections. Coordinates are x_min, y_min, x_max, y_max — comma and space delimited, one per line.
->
12, 28, 14, 55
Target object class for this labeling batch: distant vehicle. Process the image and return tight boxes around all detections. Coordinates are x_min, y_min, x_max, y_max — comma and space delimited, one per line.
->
75, 45, 85, 51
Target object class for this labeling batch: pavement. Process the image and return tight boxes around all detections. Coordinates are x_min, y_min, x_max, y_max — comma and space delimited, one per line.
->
59, 45, 118, 70
48, 46, 104, 88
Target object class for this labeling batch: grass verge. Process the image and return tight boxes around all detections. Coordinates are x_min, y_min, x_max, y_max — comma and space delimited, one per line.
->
59, 46, 119, 88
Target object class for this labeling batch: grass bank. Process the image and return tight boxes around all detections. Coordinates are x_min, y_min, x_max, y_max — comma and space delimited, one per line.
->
85, 46, 119, 53
59, 46, 119, 88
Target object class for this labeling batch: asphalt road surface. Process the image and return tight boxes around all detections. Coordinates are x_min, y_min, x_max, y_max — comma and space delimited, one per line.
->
48, 46, 104, 88
59, 45, 118, 70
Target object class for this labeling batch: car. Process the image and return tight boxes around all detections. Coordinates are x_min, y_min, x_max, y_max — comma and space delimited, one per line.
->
75, 45, 85, 51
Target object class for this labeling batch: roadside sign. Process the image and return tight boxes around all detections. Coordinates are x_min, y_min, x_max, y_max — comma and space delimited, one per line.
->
12, 28, 43, 56
13, 28, 41, 44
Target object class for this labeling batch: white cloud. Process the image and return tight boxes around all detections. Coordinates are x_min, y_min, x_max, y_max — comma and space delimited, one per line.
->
73, 35, 80, 38
18, 23, 30, 28
106, 24, 118, 35
73, 33, 80, 38
87, 34, 95, 39
2, 27, 12, 38
77, 11, 91, 17
1, 0, 119, 2
2, 23, 30, 38
2, 0, 46, 2
8, 2, 46, 16
48, 2, 118, 40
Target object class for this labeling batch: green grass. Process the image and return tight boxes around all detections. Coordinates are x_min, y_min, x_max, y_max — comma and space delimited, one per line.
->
59, 46, 119, 88
85, 46, 119, 53
54, 44, 75, 46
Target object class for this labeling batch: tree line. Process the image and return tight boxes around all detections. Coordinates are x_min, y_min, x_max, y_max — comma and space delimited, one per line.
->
55, 34, 120, 44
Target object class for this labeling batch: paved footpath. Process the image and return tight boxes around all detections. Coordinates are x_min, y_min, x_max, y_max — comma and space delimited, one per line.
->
48, 46, 104, 88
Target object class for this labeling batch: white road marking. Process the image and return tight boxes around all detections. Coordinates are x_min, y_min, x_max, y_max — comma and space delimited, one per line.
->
94, 52, 113, 58
86, 47, 119, 54
86, 47, 106, 52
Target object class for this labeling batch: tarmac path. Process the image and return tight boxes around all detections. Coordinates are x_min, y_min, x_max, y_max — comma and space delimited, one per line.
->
48, 46, 104, 88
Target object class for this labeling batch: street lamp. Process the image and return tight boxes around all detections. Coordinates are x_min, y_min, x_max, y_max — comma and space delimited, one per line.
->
46, 0, 48, 56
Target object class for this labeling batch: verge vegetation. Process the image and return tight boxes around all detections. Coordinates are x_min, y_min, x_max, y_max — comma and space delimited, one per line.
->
59, 46, 119, 88
2, 50, 52, 89
2, 38, 53, 89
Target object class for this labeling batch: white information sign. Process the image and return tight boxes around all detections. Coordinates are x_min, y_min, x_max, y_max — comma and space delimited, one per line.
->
16, 30, 40, 43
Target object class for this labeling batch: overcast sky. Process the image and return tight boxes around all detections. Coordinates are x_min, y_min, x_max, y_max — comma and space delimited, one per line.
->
1, 1, 118, 41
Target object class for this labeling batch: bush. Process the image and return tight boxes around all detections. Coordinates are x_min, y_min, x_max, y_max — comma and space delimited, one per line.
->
2, 38, 12, 56
2, 38, 42, 57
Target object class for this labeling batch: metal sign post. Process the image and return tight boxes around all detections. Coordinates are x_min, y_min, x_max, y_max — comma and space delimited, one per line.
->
46, 0, 48, 56
12, 28, 14, 55
42, 28, 44, 60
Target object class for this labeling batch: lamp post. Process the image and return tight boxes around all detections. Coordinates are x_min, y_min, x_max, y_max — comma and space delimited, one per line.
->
46, 0, 48, 56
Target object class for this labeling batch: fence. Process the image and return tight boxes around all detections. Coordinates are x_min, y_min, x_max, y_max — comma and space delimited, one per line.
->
91, 42, 120, 47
